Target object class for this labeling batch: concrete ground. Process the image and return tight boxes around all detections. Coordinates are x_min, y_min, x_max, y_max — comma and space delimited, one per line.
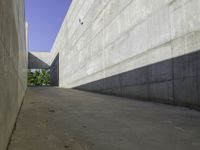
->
8, 87, 200, 150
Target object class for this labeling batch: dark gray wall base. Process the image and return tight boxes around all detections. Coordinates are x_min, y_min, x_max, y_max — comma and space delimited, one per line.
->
28, 52, 50, 69
75, 50, 200, 110
50, 54, 59, 86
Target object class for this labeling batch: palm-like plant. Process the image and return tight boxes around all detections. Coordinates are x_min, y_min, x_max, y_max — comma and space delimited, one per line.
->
28, 71, 35, 85
39, 70, 50, 85
28, 69, 50, 86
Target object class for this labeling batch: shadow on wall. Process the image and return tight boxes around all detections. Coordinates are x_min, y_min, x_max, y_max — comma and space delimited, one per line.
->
28, 52, 50, 69
76, 50, 200, 110
50, 53, 59, 86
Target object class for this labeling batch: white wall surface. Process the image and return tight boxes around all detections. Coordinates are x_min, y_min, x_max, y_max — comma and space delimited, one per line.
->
30, 52, 50, 65
0, 0, 27, 149
50, 0, 200, 88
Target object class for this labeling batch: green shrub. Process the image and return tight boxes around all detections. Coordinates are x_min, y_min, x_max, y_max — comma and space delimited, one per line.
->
28, 69, 50, 86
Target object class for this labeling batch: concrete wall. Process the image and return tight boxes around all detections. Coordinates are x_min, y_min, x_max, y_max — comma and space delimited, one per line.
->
50, 53, 59, 86
28, 52, 50, 69
50, 0, 200, 108
0, 0, 27, 149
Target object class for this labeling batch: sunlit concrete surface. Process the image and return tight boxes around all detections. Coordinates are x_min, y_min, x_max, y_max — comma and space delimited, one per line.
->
48, 0, 200, 108
0, 0, 27, 149
8, 87, 200, 150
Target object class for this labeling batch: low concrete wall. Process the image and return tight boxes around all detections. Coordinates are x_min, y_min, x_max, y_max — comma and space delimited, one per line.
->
28, 52, 50, 69
50, 0, 200, 108
0, 0, 27, 149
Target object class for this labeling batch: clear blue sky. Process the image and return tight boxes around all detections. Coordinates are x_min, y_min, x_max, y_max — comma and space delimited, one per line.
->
25, 0, 72, 52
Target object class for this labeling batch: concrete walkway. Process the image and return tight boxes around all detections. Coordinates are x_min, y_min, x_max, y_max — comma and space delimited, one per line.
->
8, 87, 200, 150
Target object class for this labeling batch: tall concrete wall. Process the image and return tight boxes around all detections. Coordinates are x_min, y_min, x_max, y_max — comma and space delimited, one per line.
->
51, 0, 200, 108
0, 0, 27, 149
50, 53, 59, 86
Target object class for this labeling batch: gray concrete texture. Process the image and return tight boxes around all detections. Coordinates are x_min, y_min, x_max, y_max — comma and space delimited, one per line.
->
77, 50, 200, 109
50, 54, 59, 86
40, 0, 200, 109
27, 0, 200, 108
0, 0, 27, 150
50, 0, 200, 88
8, 87, 200, 150
28, 52, 50, 69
